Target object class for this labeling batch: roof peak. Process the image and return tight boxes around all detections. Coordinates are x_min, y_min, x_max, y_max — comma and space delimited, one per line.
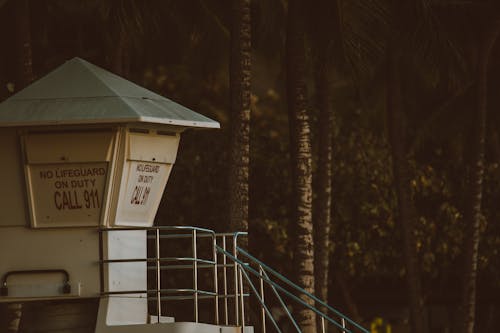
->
0, 58, 219, 128
10, 57, 167, 101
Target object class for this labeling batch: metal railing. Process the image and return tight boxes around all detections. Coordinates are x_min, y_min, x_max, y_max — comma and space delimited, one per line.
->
99, 226, 220, 325
99, 226, 249, 326
214, 232, 252, 328
98, 226, 369, 332
215, 236, 370, 333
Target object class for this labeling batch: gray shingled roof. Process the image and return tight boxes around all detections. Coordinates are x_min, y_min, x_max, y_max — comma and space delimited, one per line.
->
0, 57, 220, 128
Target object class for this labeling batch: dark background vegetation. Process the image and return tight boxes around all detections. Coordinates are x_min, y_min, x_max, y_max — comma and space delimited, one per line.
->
1, 1, 500, 332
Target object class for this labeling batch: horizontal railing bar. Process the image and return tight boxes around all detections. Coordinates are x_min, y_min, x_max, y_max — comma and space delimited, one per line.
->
101, 259, 147, 263
157, 288, 216, 295
152, 295, 216, 301
147, 264, 219, 270
101, 258, 215, 265
102, 291, 250, 299
99, 226, 215, 234
102, 288, 217, 296
146, 233, 215, 240
156, 226, 215, 234
215, 233, 238, 237
146, 262, 235, 270
156, 257, 215, 264
214, 294, 250, 299
215, 264, 235, 268
148, 294, 251, 301
99, 227, 155, 232
101, 290, 148, 295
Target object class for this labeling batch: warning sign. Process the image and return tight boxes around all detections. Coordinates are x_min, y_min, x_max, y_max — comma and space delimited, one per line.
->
115, 161, 171, 226
29, 163, 108, 227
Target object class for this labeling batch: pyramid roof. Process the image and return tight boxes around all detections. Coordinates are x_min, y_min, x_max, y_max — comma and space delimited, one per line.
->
0, 57, 220, 128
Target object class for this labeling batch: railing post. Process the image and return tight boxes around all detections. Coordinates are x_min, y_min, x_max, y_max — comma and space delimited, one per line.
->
192, 229, 199, 322
212, 234, 219, 325
239, 266, 245, 331
155, 228, 162, 323
341, 317, 346, 333
233, 235, 239, 326
222, 236, 229, 325
98, 229, 104, 294
321, 317, 326, 333
259, 265, 266, 333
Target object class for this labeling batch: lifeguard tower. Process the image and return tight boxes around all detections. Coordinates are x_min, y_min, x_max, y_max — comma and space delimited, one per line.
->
0, 58, 368, 333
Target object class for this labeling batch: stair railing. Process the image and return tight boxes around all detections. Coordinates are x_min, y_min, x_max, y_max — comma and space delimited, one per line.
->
215, 234, 370, 333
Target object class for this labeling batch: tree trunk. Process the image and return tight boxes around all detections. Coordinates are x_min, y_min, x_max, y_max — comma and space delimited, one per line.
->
386, 47, 425, 333
229, 0, 251, 325
287, 1, 316, 332
314, 58, 333, 332
460, 20, 500, 333
14, 0, 34, 90
229, 0, 251, 240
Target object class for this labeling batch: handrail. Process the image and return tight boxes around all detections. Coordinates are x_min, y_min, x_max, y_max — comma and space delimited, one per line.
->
216, 244, 370, 333
1, 269, 71, 296
260, 266, 300, 332
237, 247, 369, 332
100, 225, 216, 234
240, 267, 283, 333
217, 245, 353, 332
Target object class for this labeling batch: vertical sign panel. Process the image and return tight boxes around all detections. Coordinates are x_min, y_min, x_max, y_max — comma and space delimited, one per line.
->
115, 162, 171, 226
24, 131, 116, 228
29, 163, 108, 227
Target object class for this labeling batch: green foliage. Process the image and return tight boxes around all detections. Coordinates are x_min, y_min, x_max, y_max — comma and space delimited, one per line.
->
332, 120, 398, 278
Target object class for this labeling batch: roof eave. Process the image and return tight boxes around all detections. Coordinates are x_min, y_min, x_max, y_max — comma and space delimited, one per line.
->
0, 117, 221, 129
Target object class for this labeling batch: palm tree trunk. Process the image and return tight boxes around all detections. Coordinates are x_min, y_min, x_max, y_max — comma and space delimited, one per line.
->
460, 20, 500, 333
14, 0, 34, 89
387, 47, 425, 333
229, 1, 251, 325
287, 1, 316, 332
314, 58, 333, 333
229, 0, 251, 239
